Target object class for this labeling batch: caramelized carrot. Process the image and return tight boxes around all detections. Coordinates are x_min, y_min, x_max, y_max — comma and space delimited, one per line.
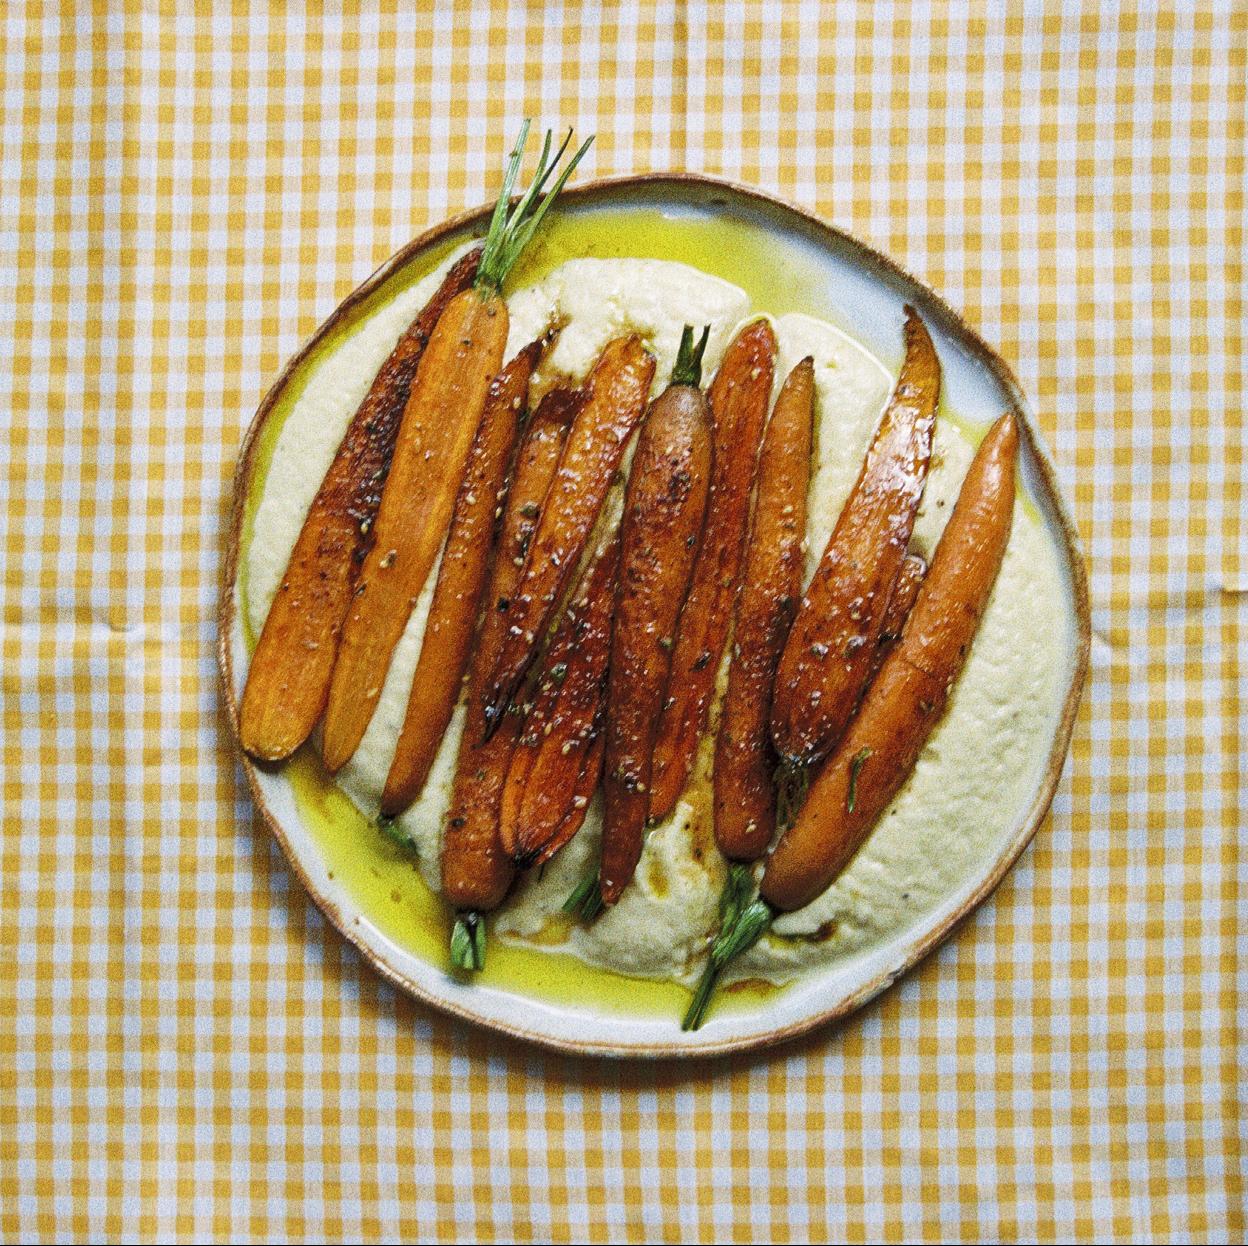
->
500, 535, 619, 867
712, 358, 814, 862
321, 282, 512, 770
379, 334, 548, 816
239, 247, 480, 761
762, 413, 1018, 911
647, 319, 777, 822
542, 730, 606, 868
685, 413, 1018, 1030
474, 384, 583, 686
439, 386, 580, 936
865, 551, 926, 690
322, 124, 591, 774
770, 307, 940, 810
599, 328, 713, 907
481, 334, 656, 736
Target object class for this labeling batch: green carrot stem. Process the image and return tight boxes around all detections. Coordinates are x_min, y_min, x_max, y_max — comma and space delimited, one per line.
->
562, 870, 604, 922
526, 128, 573, 204
475, 120, 594, 295
670, 323, 712, 387
847, 746, 872, 813
682, 870, 775, 1031
682, 957, 726, 1034
449, 910, 487, 972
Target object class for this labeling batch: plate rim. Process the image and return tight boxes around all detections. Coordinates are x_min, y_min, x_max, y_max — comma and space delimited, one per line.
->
218, 172, 1092, 1058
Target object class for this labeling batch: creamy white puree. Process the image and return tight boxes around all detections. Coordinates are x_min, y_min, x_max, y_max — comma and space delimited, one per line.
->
245, 251, 1069, 988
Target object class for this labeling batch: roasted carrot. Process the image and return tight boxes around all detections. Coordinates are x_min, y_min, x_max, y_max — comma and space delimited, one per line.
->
770, 307, 940, 819
321, 285, 510, 770
321, 123, 592, 773
598, 327, 714, 907
865, 551, 926, 690
474, 383, 584, 684
545, 730, 606, 866
712, 357, 815, 863
763, 413, 1017, 910
379, 333, 548, 816
647, 319, 777, 822
481, 333, 656, 736
439, 384, 581, 967
239, 247, 480, 762
499, 534, 619, 868
684, 413, 1018, 1030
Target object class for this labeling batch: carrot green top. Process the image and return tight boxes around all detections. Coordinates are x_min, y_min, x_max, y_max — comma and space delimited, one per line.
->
475, 121, 594, 296
669, 324, 712, 388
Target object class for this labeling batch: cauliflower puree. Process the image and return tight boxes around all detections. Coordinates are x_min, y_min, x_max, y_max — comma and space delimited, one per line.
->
245, 247, 1069, 988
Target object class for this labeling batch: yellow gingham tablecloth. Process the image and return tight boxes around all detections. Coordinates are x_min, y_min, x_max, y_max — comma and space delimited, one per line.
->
1, 2, 1243, 1241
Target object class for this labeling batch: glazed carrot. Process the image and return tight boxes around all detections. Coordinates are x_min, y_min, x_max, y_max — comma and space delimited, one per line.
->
712, 357, 815, 863
481, 333, 656, 736
543, 729, 605, 866
474, 383, 583, 684
322, 123, 592, 773
238, 247, 480, 762
321, 284, 510, 769
379, 333, 548, 816
439, 384, 581, 966
684, 413, 1017, 1029
770, 307, 940, 816
500, 535, 619, 868
599, 327, 713, 907
762, 413, 1018, 911
647, 319, 777, 822
864, 551, 926, 690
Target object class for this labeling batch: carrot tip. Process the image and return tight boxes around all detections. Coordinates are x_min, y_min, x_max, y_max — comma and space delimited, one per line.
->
512, 845, 539, 871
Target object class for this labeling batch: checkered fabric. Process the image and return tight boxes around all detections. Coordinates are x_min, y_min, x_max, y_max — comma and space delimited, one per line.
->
0, 2, 1243, 1241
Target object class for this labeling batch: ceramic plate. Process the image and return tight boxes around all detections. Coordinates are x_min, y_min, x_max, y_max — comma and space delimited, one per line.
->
219, 175, 1089, 1057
